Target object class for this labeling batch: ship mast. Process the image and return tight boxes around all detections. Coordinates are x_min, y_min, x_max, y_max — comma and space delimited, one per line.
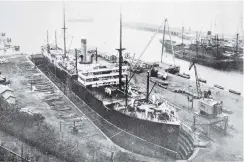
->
236, 33, 239, 54
146, 71, 150, 102
196, 32, 198, 57
75, 49, 78, 74
95, 48, 98, 63
161, 19, 167, 63
182, 26, 184, 45
62, 6, 67, 58
216, 34, 219, 59
116, 7, 125, 90
47, 30, 50, 53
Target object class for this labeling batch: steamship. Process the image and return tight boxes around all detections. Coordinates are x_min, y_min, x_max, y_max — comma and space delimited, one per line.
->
160, 32, 243, 72
30, 9, 184, 159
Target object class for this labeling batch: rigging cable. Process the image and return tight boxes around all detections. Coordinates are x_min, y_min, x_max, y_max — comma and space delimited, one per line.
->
67, 36, 74, 53
166, 20, 176, 66
128, 20, 165, 83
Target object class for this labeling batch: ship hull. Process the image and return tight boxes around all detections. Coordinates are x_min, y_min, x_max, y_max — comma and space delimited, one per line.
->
31, 54, 180, 156
169, 49, 243, 72
162, 42, 243, 72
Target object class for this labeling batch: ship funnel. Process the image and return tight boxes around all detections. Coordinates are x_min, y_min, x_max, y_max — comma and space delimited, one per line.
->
81, 39, 87, 62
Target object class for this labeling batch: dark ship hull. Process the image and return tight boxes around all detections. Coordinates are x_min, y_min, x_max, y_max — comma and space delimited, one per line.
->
173, 50, 243, 72
161, 41, 243, 72
31, 54, 181, 157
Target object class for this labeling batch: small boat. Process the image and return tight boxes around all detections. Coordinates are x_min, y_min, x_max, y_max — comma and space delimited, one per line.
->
159, 81, 169, 86
173, 88, 185, 93
131, 67, 143, 74
157, 83, 168, 89
165, 65, 180, 75
222, 108, 233, 114
152, 62, 159, 67
229, 89, 241, 95
135, 68, 143, 74
178, 73, 190, 79
183, 73, 190, 77
214, 84, 224, 90
198, 78, 207, 83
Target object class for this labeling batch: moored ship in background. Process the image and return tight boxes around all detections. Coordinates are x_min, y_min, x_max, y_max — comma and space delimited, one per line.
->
0, 33, 20, 55
160, 31, 243, 72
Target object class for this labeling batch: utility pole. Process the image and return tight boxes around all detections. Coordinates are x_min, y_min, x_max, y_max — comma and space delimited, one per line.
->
110, 151, 114, 162
161, 19, 167, 63
21, 143, 24, 162
60, 117, 62, 132
193, 115, 196, 131
125, 75, 128, 107
62, 6, 67, 58
116, 7, 125, 90
46, 152, 49, 162
146, 71, 150, 102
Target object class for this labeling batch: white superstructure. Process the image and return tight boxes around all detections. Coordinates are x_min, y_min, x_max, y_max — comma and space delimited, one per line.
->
42, 43, 129, 88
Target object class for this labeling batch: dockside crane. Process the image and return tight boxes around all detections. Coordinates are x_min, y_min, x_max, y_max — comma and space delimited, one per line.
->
189, 31, 202, 99
189, 61, 202, 98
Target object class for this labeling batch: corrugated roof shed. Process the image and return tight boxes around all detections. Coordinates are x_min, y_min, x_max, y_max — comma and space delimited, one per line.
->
0, 85, 16, 105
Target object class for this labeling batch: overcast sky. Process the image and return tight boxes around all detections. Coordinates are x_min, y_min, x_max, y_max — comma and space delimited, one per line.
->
0, 1, 242, 52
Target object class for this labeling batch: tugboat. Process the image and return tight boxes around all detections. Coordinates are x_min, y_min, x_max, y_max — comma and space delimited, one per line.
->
31, 8, 181, 158
178, 72, 190, 79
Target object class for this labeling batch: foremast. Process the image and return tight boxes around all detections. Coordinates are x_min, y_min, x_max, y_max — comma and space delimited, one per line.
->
116, 7, 125, 90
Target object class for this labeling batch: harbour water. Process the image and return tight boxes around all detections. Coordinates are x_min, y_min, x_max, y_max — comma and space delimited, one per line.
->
87, 27, 243, 95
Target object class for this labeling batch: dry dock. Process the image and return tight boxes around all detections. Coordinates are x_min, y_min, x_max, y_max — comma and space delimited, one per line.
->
1, 53, 242, 161
0, 54, 167, 162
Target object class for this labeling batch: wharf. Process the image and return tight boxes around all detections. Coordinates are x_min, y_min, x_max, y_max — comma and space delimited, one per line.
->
131, 68, 243, 161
